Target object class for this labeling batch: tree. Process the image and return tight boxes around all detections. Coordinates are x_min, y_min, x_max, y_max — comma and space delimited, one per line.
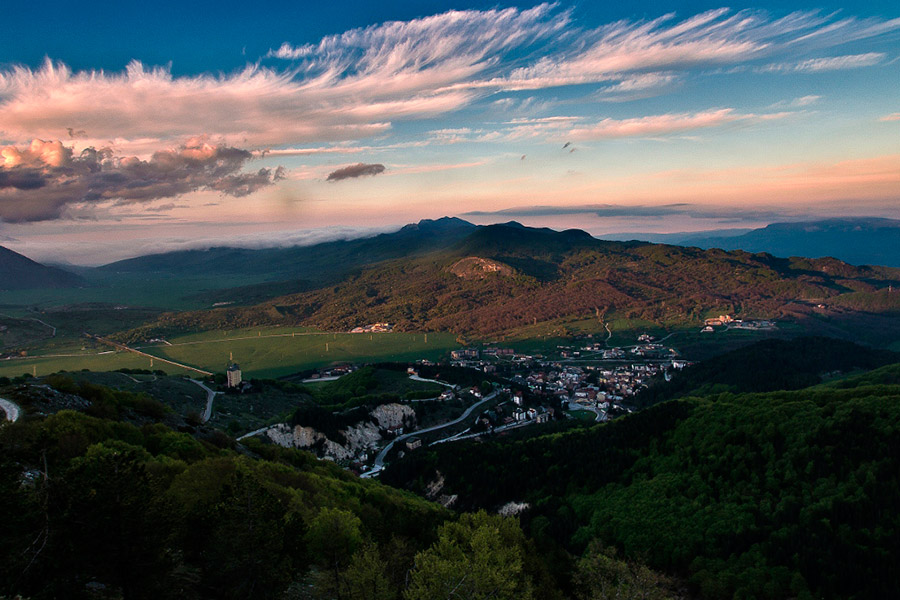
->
341, 542, 395, 600
305, 507, 363, 599
200, 468, 302, 600
405, 511, 533, 600
574, 541, 674, 600
54, 441, 172, 600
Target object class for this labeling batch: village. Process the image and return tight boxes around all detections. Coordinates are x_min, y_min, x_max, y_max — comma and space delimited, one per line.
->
239, 327, 695, 473
446, 338, 690, 425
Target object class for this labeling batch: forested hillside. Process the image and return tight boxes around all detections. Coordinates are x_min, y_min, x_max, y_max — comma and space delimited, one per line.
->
636, 337, 898, 406
0, 378, 578, 599
117, 222, 900, 344
383, 369, 900, 599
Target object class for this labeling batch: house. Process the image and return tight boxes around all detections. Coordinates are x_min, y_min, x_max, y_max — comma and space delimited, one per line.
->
405, 437, 422, 450
704, 314, 734, 327
440, 390, 455, 401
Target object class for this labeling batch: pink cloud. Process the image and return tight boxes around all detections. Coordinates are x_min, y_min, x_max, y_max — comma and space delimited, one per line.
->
0, 6, 896, 157
0, 138, 283, 222
568, 109, 742, 140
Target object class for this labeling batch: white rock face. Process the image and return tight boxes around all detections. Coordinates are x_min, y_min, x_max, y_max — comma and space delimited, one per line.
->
265, 403, 416, 461
497, 501, 531, 516
342, 422, 382, 453
371, 403, 416, 429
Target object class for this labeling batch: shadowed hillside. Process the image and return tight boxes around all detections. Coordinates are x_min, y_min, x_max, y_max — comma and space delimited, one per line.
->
0, 245, 84, 290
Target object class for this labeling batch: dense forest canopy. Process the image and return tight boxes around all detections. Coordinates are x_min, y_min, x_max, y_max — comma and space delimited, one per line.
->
384, 366, 900, 599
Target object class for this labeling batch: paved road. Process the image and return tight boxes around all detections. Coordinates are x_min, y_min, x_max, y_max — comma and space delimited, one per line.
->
0, 312, 56, 338
189, 379, 220, 422
408, 374, 454, 387
88, 334, 213, 376
0, 397, 21, 422
237, 424, 278, 441
361, 391, 498, 478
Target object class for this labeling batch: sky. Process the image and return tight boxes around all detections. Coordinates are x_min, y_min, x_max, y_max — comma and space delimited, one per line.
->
0, 1, 898, 264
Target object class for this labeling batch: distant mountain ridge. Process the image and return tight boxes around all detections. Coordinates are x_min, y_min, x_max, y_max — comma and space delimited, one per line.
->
118, 220, 900, 346
98, 217, 476, 285
604, 218, 900, 267
0, 245, 84, 290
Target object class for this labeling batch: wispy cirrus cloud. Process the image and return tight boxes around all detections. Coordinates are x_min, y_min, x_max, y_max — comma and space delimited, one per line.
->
769, 95, 822, 108
881, 113, 900, 122
568, 108, 792, 141
0, 138, 283, 222
1, 6, 897, 154
568, 109, 741, 140
762, 52, 885, 73
417, 108, 791, 144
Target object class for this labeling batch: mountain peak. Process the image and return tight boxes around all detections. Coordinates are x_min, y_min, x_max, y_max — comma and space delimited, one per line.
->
400, 217, 475, 233
0, 245, 84, 290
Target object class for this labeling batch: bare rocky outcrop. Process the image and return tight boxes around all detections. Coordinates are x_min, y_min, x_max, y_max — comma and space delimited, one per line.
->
497, 501, 530, 516
371, 403, 416, 429
447, 256, 515, 280
266, 403, 417, 462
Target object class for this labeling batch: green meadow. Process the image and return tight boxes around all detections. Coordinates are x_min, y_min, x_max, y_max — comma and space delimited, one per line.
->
0, 328, 460, 379
0, 350, 191, 379
146, 329, 460, 378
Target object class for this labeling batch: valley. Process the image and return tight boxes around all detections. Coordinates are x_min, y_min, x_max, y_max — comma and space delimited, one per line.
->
2, 218, 900, 600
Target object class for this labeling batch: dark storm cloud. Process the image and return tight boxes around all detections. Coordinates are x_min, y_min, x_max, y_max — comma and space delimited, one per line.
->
0, 139, 285, 222
326, 163, 386, 182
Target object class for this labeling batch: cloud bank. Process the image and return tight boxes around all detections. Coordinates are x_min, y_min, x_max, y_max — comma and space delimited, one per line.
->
0, 138, 284, 222
463, 203, 795, 223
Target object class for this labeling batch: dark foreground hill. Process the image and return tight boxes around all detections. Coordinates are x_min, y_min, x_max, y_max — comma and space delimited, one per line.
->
383, 357, 900, 599
118, 221, 900, 345
0, 245, 84, 290
0, 376, 569, 600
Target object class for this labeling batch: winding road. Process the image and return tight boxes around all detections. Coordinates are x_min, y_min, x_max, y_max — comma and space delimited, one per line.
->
0, 397, 21, 422
189, 379, 220, 423
360, 391, 498, 478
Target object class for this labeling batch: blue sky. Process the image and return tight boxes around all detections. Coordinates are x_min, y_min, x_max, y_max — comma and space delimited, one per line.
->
0, 1, 898, 263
